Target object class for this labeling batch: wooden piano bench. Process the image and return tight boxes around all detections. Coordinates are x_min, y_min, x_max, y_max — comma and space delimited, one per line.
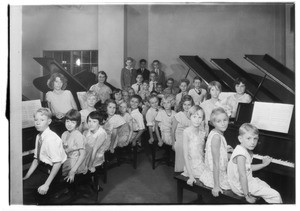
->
174, 174, 264, 204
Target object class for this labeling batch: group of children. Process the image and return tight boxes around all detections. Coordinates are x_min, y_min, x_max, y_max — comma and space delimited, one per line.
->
23, 58, 282, 204
181, 106, 282, 204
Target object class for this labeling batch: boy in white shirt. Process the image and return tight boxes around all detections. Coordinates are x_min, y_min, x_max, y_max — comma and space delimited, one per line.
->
145, 95, 160, 144
188, 76, 207, 105
129, 94, 145, 147
131, 73, 144, 94
23, 108, 67, 204
227, 123, 282, 204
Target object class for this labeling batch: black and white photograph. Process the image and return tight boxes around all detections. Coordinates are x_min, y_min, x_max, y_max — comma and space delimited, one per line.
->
6, 0, 298, 208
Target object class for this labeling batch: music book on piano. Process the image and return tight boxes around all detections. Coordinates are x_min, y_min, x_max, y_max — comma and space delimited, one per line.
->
22, 99, 42, 128
250, 102, 294, 134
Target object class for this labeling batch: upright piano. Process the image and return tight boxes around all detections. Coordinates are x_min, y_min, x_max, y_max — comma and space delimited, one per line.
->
180, 54, 295, 203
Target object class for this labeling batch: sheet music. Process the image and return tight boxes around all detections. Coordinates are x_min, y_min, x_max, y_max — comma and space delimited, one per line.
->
250, 102, 294, 133
22, 100, 42, 128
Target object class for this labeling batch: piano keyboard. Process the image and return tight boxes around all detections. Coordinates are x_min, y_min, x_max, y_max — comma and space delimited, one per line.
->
22, 149, 35, 156
253, 154, 295, 168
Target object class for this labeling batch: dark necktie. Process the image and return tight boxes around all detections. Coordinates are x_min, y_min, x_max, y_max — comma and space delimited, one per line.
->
138, 84, 141, 92
152, 82, 156, 92
37, 135, 43, 161
196, 89, 202, 95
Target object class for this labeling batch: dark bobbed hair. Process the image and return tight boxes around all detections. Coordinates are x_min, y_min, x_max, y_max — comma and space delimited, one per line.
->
143, 80, 149, 85
150, 91, 158, 96
111, 89, 122, 100
98, 71, 108, 82
179, 78, 190, 86
87, 110, 108, 126
130, 94, 142, 104
65, 109, 81, 127
103, 98, 117, 113
193, 76, 203, 83
234, 77, 247, 87
166, 78, 175, 83
47, 72, 68, 90
177, 95, 194, 112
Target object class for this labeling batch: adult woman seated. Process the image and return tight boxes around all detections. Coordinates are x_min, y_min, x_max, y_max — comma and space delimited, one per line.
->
89, 71, 113, 105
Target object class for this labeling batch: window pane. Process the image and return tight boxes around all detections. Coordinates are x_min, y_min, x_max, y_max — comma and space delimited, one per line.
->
72, 51, 81, 75
53, 52, 62, 63
91, 51, 98, 64
82, 64, 91, 72
62, 51, 70, 64
82, 51, 90, 64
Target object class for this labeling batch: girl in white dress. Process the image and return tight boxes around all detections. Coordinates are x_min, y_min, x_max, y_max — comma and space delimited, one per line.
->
118, 101, 134, 147
79, 91, 97, 133
182, 105, 206, 186
155, 94, 176, 146
103, 99, 130, 153
200, 81, 226, 125
61, 109, 86, 182
200, 107, 233, 197
83, 111, 108, 173
172, 95, 194, 172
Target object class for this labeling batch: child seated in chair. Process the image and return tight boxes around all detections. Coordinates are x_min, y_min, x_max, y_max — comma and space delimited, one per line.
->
163, 78, 179, 95
129, 95, 145, 147
103, 99, 130, 152
23, 108, 67, 204
155, 94, 176, 147
145, 95, 161, 145
118, 101, 134, 147
61, 109, 86, 183
111, 88, 124, 107
79, 91, 97, 133
83, 111, 108, 173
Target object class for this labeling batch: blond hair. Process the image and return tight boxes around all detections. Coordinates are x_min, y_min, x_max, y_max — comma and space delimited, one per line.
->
161, 94, 176, 107
188, 105, 205, 121
239, 123, 259, 136
210, 107, 228, 123
34, 107, 52, 119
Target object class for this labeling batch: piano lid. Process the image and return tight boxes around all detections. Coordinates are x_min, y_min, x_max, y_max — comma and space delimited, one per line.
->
211, 58, 282, 103
33, 57, 88, 93
179, 55, 234, 92
244, 54, 295, 95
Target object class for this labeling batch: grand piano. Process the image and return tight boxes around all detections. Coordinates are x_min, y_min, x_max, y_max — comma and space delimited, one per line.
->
23, 57, 117, 170
180, 54, 295, 203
